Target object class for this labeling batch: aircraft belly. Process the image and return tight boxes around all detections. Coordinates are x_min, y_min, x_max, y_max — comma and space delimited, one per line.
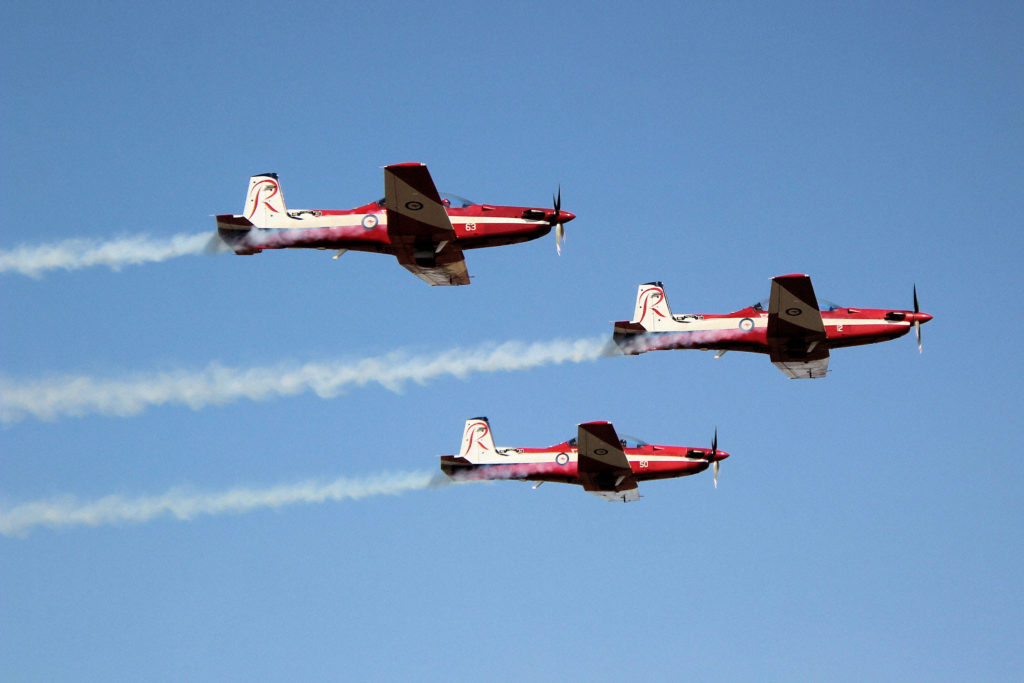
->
826, 324, 909, 348
632, 460, 708, 481
457, 223, 551, 250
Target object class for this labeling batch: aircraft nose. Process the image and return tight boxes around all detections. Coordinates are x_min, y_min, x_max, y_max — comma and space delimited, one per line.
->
914, 312, 933, 325
715, 450, 730, 461
557, 210, 576, 224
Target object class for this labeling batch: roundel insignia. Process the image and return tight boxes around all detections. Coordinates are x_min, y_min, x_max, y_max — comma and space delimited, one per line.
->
739, 317, 755, 331
555, 452, 569, 466
594, 448, 608, 455
405, 200, 424, 211
361, 214, 379, 230
785, 307, 802, 316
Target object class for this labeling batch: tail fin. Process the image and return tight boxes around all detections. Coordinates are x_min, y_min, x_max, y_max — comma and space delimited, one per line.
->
632, 281, 673, 330
244, 173, 288, 227
460, 417, 496, 463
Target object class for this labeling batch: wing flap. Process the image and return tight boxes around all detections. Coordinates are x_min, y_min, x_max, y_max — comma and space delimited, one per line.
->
587, 487, 640, 502
772, 356, 830, 379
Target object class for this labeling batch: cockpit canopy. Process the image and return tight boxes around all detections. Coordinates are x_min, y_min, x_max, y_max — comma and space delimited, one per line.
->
566, 434, 649, 449
440, 193, 477, 208
375, 192, 479, 209
752, 298, 844, 312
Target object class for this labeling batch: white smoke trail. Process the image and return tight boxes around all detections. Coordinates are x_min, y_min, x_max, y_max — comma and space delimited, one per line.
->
0, 470, 447, 537
0, 337, 607, 423
613, 329, 748, 356
0, 232, 222, 277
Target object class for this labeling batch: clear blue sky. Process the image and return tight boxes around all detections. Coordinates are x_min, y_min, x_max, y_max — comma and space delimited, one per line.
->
2, 1, 1021, 680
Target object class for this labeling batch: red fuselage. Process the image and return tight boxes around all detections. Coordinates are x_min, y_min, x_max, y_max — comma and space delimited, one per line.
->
441, 441, 728, 485
216, 201, 574, 255
614, 306, 934, 355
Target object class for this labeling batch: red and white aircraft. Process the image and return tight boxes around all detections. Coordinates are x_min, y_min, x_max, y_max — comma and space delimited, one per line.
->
612, 275, 933, 379
215, 163, 575, 286
440, 417, 728, 502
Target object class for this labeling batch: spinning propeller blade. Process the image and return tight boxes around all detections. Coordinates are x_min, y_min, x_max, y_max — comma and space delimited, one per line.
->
914, 284, 923, 353
553, 186, 565, 255
711, 428, 720, 489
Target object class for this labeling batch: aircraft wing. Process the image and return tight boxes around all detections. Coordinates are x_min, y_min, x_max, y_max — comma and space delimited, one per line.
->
576, 422, 640, 502
384, 163, 469, 285
384, 163, 455, 239
767, 274, 830, 379
395, 247, 470, 286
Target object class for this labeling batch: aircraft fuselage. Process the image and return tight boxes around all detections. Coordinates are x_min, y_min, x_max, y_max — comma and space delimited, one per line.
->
614, 306, 933, 356
441, 443, 727, 485
216, 203, 567, 255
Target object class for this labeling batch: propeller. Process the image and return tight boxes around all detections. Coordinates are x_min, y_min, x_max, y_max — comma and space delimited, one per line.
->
913, 284, 923, 353
710, 428, 720, 489
553, 186, 565, 255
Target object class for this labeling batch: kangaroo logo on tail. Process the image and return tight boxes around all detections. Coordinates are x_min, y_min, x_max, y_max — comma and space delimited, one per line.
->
244, 174, 288, 227
633, 282, 673, 329
460, 417, 496, 463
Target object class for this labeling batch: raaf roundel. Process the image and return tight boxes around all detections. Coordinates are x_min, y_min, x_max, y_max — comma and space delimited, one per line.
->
612, 274, 933, 378
215, 163, 574, 286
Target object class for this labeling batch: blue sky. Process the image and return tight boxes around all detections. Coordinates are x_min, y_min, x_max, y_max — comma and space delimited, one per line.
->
2, 1, 1021, 680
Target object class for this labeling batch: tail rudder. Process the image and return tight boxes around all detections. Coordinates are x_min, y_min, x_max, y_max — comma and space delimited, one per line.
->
460, 417, 496, 463
632, 281, 673, 330
244, 173, 288, 227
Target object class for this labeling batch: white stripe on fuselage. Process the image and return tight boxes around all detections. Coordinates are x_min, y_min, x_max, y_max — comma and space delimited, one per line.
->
473, 448, 693, 465
640, 315, 909, 332
233, 212, 548, 231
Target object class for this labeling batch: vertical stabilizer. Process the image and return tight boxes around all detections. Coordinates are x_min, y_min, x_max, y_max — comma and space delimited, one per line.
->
460, 417, 495, 463
632, 282, 673, 330
244, 173, 288, 227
